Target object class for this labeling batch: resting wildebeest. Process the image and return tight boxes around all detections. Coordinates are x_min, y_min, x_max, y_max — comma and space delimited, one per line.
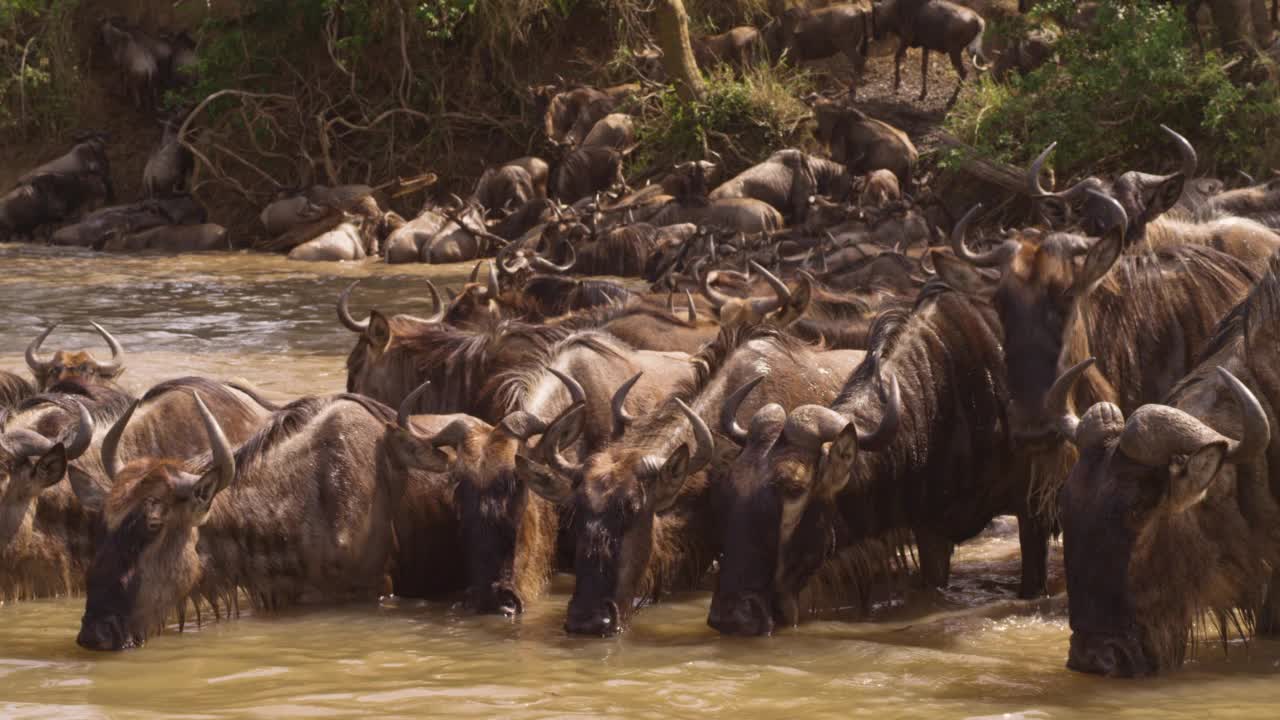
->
581, 114, 636, 152
707, 281, 1048, 636
142, 114, 193, 199
811, 101, 917, 187
696, 26, 771, 70
2, 134, 115, 241
1203, 173, 1280, 229
779, 4, 872, 95
871, 0, 990, 103
475, 157, 550, 216
102, 223, 228, 253
76, 392, 459, 650
532, 82, 638, 148
648, 197, 785, 234
551, 146, 628, 204
0, 378, 271, 602
25, 323, 127, 391
385, 331, 694, 615
50, 194, 207, 249
520, 325, 865, 634
710, 149, 853, 221
1050, 257, 1280, 675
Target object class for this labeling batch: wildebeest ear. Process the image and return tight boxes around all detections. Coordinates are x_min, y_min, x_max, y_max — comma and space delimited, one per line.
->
190, 469, 229, 519
932, 251, 993, 297
817, 424, 858, 496
774, 274, 812, 327
1077, 229, 1123, 290
68, 465, 106, 512
32, 445, 68, 489
1166, 441, 1227, 514
386, 427, 451, 473
366, 310, 392, 352
516, 454, 573, 504
652, 445, 691, 513
1142, 174, 1185, 221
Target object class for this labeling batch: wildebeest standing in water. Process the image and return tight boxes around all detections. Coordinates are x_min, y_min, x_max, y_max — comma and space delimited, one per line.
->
521, 325, 866, 635
384, 332, 695, 615
24, 322, 126, 391
76, 393, 459, 651
0, 378, 271, 602
707, 282, 1047, 637
1049, 253, 1280, 677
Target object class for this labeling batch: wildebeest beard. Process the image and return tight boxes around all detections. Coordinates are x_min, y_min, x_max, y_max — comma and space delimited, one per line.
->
78, 505, 152, 650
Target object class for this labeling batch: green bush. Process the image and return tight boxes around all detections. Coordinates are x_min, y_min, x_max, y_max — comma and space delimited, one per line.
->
945, 0, 1280, 177
631, 62, 815, 179
0, 0, 80, 137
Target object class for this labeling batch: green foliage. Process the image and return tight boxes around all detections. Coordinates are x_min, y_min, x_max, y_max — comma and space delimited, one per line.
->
945, 0, 1280, 178
0, 0, 80, 136
631, 62, 814, 178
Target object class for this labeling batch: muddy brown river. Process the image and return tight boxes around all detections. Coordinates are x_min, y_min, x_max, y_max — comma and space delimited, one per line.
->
3, 244, 1280, 718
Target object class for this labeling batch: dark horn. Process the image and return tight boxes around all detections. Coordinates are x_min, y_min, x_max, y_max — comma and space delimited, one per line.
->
1085, 190, 1128, 239
1027, 143, 1057, 196
531, 243, 576, 273
61, 400, 94, 461
25, 323, 56, 376
1160, 124, 1198, 180
486, 261, 501, 298
749, 259, 792, 308
684, 290, 697, 324
611, 372, 643, 439
675, 398, 714, 475
548, 367, 586, 405
423, 279, 445, 323
469, 261, 482, 283
856, 373, 900, 451
193, 392, 236, 495
337, 280, 370, 332
721, 375, 765, 445
951, 204, 1013, 267
397, 381, 432, 429
1219, 367, 1270, 462
542, 403, 585, 476
101, 399, 140, 480
1045, 357, 1095, 444
701, 271, 734, 309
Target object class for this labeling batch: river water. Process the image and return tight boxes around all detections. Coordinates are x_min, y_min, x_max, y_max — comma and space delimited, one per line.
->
3, 244, 1280, 719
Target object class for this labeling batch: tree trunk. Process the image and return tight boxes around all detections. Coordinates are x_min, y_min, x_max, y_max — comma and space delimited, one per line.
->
1251, 0, 1278, 47
655, 0, 705, 101
1209, 0, 1274, 52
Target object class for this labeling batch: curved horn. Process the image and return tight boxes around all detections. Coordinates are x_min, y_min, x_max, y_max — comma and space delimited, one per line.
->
61, 400, 94, 461
1027, 143, 1058, 196
101, 399, 140, 480
1160, 124, 1198, 180
531, 242, 576, 273
397, 381, 432, 429
422, 279, 445, 323
469, 261, 482, 283
1085, 190, 1128, 239
783, 405, 850, 451
721, 375, 765, 446
1219, 367, 1270, 462
749, 260, 792, 308
611, 372, 643, 439
542, 403, 585, 476
25, 323, 56, 376
89, 322, 124, 375
1045, 358, 1095, 444
675, 398, 715, 475
856, 373, 900, 451
951, 204, 1015, 267
1238, 169, 1257, 186
337, 281, 370, 332
486, 261, 501, 298
193, 392, 236, 495
683, 290, 697, 324
701, 270, 734, 309
547, 367, 586, 405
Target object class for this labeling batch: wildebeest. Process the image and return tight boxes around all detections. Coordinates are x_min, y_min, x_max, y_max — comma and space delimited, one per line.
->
695, 26, 771, 70
992, 28, 1055, 80
707, 281, 1047, 636
474, 157, 550, 215
287, 221, 368, 262
1050, 255, 1280, 675
99, 18, 159, 111
521, 325, 865, 634
532, 82, 638, 148
710, 149, 853, 221
0, 378, 271, 602
76, 392, 458, 650
386, 331, 694, 615
25, 323, 126, 391
0, 371, 35, 411
1203, 173, 1280, 229
648, 197, 785, 234
778, 4, 873, 95
50, 194, 207, 249
871, 0, 990, 103
2, 134, 115, 241
551, 146, 628, 204
142, 114, 193, 199
102, 223, 228, 253
581, 114, 636, 152
811, 101, 917, 187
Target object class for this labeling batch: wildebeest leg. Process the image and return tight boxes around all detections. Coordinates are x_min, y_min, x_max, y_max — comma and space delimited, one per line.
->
893, 40, 907, 93
947, 47, 966, 106
1016, 511, 1049, 598
919, 48, 930, 101
1259, 568, 1280, 634
915, 527, 954, 588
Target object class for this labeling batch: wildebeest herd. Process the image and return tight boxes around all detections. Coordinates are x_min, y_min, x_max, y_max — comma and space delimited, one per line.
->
5, 0, 1280, 683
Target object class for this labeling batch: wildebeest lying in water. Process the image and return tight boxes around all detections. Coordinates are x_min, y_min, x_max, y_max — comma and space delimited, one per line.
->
1050, 253, 1280, 677
76, 392, 459, 650
385, 331, 694, 615
707, 281, 1046, 636
24, 322, 127, 391
0, 377, 271, 602
519, 325, 865, 635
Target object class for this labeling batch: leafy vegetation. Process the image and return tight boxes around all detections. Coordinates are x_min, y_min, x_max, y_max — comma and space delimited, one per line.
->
945, 0, 1280, 177
0, 0, 80, 137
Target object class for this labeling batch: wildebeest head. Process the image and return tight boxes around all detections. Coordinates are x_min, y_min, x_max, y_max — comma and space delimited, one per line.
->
701, 260, 810, 327
707, 369, 900, 636
520, 395, 714, 635
1048, 360, 1271, 676
1027, 126, 1196, 241
934, 201, 1124, 446
443, 262, 505, 327
385, 377, 572, 615
25, 322, 126, 391
0, 400, 93, 542
338, 279, 446, 396
77, 393, 235, 651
